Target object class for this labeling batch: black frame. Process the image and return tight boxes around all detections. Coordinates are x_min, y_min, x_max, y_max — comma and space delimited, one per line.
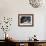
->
18, 14, 34, 27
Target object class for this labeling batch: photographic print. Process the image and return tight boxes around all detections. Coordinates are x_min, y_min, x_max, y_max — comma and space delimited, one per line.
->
18, 14, 34, 27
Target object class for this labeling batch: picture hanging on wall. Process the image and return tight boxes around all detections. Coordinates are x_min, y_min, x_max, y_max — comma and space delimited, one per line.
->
18, 14, 34, 27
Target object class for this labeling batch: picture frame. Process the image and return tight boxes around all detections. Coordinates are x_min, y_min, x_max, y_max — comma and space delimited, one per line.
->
18, 14, 34, 27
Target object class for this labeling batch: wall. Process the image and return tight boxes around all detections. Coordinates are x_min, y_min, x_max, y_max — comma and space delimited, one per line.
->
0, 0, 46, 40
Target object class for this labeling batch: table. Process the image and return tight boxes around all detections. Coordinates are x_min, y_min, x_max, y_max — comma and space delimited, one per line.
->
5, 39, 46, 46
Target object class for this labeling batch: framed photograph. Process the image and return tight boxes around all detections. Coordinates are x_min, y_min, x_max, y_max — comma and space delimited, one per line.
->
18, 14, 34, 27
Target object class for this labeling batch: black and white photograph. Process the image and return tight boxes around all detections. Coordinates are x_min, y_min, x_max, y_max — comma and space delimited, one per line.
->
0, 0, 45, 46
18, 14, 34, 26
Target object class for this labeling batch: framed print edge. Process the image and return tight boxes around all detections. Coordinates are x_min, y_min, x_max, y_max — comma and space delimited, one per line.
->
18, 14, 34, 27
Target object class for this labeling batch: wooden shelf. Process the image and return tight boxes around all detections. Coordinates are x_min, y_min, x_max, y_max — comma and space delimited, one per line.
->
0, 39, 46, 46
